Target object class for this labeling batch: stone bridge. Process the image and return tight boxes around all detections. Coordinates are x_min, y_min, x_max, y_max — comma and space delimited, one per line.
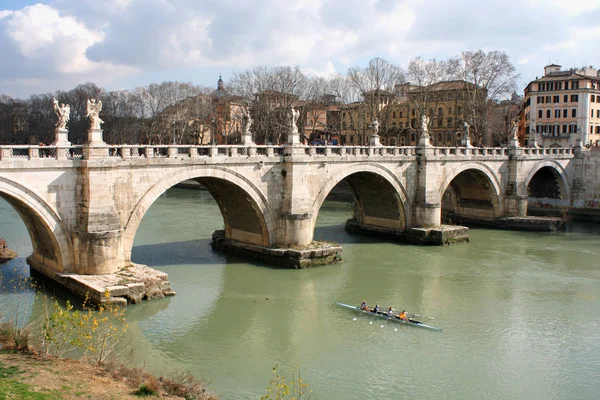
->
0, 140, 585, 278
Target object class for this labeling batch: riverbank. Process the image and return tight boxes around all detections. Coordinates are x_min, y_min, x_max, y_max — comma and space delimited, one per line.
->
0, 349, 217, 399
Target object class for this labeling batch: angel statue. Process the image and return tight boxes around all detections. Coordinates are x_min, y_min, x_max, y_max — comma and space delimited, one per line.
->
511, 120, 519, 140
86, 98, 104, 130
463, 121, 470, 135
242, 107, 253, 134
52, 97, 70, 130
421, 114, 430, 134
371, 118, 379, 134
290, 107, 300, 134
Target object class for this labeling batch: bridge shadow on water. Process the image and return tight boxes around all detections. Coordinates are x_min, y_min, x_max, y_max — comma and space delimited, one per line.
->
130, 223, 414, 270
131, 238, 225, 267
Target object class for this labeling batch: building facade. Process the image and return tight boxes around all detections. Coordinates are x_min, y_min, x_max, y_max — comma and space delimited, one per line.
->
523, 64, 600, 147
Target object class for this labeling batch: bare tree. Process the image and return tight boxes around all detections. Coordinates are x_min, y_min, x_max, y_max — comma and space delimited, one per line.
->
229, 66, 310, 144
450, 50, 519, 146
346, 58, 404, 144
404, 57, 456, 137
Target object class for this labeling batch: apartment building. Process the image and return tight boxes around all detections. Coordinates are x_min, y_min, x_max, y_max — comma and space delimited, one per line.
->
523, 64, 600, 147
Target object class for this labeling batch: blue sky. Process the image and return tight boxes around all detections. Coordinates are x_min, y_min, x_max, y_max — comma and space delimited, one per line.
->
1, 0, 599, 98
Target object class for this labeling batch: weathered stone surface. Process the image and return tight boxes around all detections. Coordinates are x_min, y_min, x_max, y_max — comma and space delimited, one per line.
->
212, 232, 342, 269
0, 143, 587, 278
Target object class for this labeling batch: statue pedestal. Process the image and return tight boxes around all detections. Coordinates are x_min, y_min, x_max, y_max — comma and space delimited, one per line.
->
51, 128, 71, 147
241, 132, 254, 145
287, 130, 301, 145
369, 134, 382, 146
530, 137, 539, 148
461, 136, 472, 148
84, 128, 107, 159
418, 133, 433, 147
86, 128, 106, 146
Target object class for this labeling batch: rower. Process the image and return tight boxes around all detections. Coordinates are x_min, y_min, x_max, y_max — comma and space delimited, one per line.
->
372, 304, 380, 314
386, 306, 394, 318
399, 310, 408, 321
360, 300, 371, 312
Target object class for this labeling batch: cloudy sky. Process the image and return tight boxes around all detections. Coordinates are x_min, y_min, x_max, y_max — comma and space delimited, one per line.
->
1, 0, 599, 98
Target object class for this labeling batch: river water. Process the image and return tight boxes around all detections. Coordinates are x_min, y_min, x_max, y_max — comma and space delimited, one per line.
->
1, 188, 599, 400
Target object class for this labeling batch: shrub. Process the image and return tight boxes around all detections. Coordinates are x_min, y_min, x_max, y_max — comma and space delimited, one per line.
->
261, 365, 313, 400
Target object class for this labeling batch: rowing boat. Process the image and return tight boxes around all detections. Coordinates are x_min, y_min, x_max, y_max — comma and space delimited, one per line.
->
334, 302, 443, 332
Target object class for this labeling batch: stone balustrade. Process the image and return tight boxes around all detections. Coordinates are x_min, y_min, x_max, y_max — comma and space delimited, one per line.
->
0, 143, 578, 162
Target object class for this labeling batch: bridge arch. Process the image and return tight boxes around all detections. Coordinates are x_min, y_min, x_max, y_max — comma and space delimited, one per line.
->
440, 162, 503, 221
123, 166, 275, 261
312, 163, 410, 230
525, 160, 571, 210
0, 177, 73, 273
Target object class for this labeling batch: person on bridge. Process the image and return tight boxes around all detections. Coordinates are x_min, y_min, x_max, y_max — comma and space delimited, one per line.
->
399, 310, 408, 321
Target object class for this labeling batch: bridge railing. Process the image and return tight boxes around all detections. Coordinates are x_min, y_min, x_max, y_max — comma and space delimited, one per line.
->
0, 145, 85, 161
522, 147, 574, 156
105, 145, 287, 159
433, 147, 510, 157
0, 144, 577, 161
303, 145, 418, 157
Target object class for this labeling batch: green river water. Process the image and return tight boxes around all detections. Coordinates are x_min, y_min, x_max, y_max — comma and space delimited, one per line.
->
1, 188, 599, 400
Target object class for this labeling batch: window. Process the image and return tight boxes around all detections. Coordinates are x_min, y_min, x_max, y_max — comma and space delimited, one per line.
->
393, 112, 396, 118
546, 96, 551, 103
556, 82, 562, 90
546, 110, 551, 118
554, 95, 560, 103
563, 125, 567, 134
564, 94, 568, 102
573, 81, 579, 89
447, 118, 453, 127
597, 110, 600, 118
538, 110, 543, 118
569, 124, 578, 134
537, 96, 544, 104
571, 94, 579, 102
540, 83, 545, 91
457, 106, 462, 115
548, 82, 554, 91
399, 112, 403, 118
563, 109, 568, 118
412, 109, 415, 116
593, 95, 596, 103
596, 126, 600, 134
555, 109, 561, 118
572, 109, 577, 118
438, 107, 443, 116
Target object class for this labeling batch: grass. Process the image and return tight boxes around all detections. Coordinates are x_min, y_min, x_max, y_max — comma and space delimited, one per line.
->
0, 362, 61, 399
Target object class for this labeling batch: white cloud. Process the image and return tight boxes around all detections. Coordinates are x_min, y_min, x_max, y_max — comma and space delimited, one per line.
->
0, 4, 137, 97
302, 61, 338, 78
0, 0, 599, 97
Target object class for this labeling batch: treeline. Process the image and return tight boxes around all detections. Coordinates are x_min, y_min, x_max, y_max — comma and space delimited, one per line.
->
0, 81, 210, 145
0, 50, 519, 146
